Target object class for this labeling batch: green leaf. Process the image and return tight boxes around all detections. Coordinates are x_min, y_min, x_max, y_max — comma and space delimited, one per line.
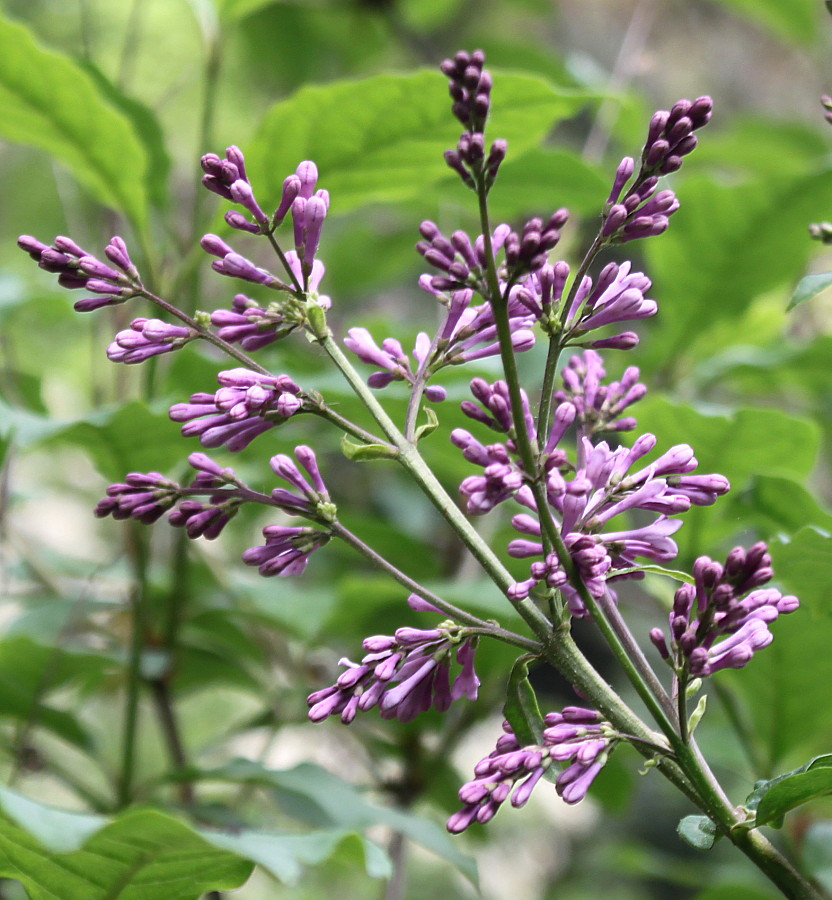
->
0, 792, 252, 899
247, 69, 590, 214
503, 656, 545, 747
730, 475, 832, 538
788, 272, 832, 310
188, 760, 478, 885
803, 821, 832, 893
642, 170, 832, 377
676, 814, 719, 850
78, 60, 170, 210
0, 14, 149, 229
749, 755, 832, 827
57, 401, 185, 482
205, 828, 390, 885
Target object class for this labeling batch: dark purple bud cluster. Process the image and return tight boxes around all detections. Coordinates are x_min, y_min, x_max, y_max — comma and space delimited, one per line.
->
503, 209, 569, 278
107, 317, 196, 364
650, 543, 798, 677
243, 525, 330, 576
17, 234, 140, 312
448, 707, 614, 832
307, 620, 479, 725
641, 97, 713, 176
440, 50, 506, 190
554, 350, 646, 437
169, 368, 306, 452
95, 452, 243, 539
94, 471, 182, 524
600, 97, 711, 245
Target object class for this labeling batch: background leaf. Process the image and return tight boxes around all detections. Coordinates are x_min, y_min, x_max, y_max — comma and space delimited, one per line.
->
0, 14, 149, 229
247, 69, 591, 214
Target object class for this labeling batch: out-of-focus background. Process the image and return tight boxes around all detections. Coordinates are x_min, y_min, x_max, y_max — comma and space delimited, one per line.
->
2, 1, 832, 899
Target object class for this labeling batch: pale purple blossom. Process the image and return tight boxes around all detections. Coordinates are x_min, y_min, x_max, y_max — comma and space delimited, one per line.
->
107, 318, 195, 364
169, 368, 305, 451
308, 622, 479, 725
448, 708, 615, 832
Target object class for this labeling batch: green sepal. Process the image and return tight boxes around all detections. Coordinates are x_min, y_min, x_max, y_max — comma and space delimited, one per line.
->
687, 694, 707, 735
305, 303, 330, 340
414, 407, 440, 442
340, 434, 398, 462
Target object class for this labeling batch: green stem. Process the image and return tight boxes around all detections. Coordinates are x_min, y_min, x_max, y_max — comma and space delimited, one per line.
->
536, 234, 604, 440
329, 520, 540, 653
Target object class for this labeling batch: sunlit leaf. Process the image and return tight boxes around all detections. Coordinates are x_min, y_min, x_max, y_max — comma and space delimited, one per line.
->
0, 15, 149, 228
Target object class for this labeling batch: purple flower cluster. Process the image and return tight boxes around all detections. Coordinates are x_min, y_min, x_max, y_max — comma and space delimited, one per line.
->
17, 234, 140, 312
95, 452, 243, 539
649, 543, 799, 677
242, 446, 335, 576
601, 96, 712, 244
169, 368, 306, 451
448, 706, 614, 832
345, 280, 536, 399
107, 317, 196, 364
554, 350, 645, 437
440, 49, 505, 190
202, 150, 329, 295
307, 620, 479, 724
508, 433, 729, 614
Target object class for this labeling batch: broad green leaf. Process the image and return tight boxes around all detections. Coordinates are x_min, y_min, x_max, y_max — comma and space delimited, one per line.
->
749, 754, 832, 826
78, 61, 170, 210
57, 401, 184, 482
188, 760, 478, 884
722, 529, 832, 768
676, 814, 719, 850
642, 170, 832, 379
0, 793, 252, 900
206, 828, 390, 884
503, 656, 545, 747
632, 398, 820, 488
710, 0, 819, 44
0, 14, 149, 229
803, 821, 832, 893
730, 475, 832, 539
788, 272, 832, 310
487, 147, 609, 221
247, 69, 590, 214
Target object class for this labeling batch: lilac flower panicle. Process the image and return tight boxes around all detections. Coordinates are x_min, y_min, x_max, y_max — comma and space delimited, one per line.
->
169, 368, 306, 452
107, 318, 196, 364
651, 542, 798, 677
95, 472, 182, 525
242, 525, 330, 577
17, 234, 141, 312
601, 97, 711, 244
449, 708, 615, 832
555, 350, 646, 436
307, 618, 480, 725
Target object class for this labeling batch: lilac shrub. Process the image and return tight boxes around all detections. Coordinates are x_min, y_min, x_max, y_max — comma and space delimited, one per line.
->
19, 49, 823, 900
